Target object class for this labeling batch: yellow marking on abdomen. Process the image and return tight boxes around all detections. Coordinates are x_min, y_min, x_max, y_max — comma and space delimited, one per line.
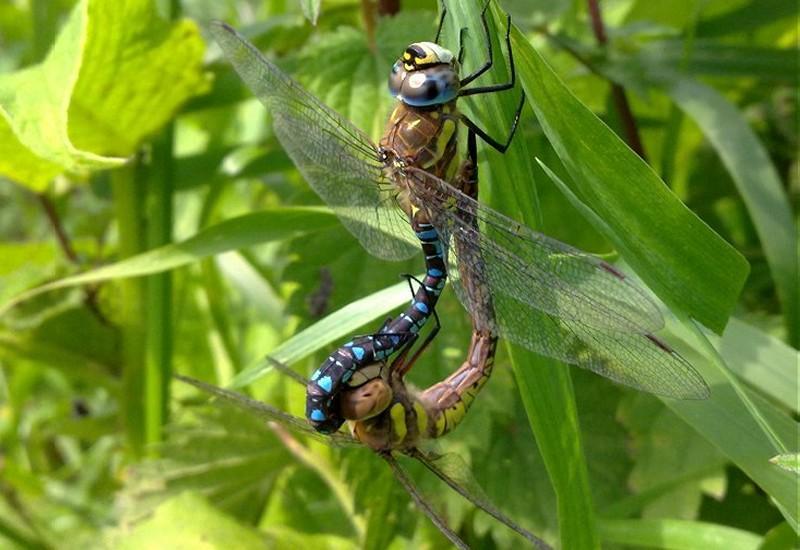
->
413, 402, 428, 437
434, 410, 446, 436
443, 400, 466, 431
390, 403, 407, 443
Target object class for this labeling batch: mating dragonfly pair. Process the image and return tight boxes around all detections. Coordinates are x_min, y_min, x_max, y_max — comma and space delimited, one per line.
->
180, 3, 708, 547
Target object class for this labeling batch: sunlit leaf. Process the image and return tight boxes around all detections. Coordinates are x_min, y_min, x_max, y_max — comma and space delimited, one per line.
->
0, 0, 210, 190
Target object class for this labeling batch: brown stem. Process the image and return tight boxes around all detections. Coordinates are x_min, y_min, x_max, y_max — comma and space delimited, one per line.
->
586, 0, 647, 161
37, 194, 78, 263
361, 0, 376, 51
37, 192, 108, 324
377, 0, 400, 15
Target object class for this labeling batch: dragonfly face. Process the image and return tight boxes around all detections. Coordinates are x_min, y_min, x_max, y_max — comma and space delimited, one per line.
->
389, 42, 461, 107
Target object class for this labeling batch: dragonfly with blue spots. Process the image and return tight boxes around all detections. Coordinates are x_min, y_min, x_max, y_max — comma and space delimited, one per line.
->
212, 0, 709, 436
176, 325, 548, 550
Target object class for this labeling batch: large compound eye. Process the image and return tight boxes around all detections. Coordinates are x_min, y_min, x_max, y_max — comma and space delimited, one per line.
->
388, 60, 406, 98
399, 65, 459, 107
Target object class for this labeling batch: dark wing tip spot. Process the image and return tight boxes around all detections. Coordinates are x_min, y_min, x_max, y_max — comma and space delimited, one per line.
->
644, 332, 673, 353
210, 20, 234, 33
599, 261, 626, 280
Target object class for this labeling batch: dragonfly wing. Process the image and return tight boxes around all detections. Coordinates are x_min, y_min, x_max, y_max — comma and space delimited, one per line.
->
211, 23, 417, 261
406, 170, 709, 399
409, 449, 552, 549
381, 453, 469, 550
176, 375, 358, 447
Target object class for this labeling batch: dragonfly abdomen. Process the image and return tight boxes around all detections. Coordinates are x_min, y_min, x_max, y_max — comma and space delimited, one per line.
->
306, 213, 448, 434
417, 330, 498, 438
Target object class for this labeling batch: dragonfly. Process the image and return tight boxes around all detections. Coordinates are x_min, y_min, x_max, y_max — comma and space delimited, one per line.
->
211, 0, 710, 411
176, 335, 551, 550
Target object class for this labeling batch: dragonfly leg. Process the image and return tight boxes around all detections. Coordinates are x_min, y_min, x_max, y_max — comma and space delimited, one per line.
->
434, 3, 447, 44
457, 26, 468, 64
394, 313, 440, 377
459, 1, 515, 93
391, 273, 442, 376
460, 90, 525, 154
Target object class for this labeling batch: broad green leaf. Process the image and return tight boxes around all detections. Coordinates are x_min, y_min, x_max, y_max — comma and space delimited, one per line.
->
712, 318, 799, 413
599, 518, 762, 549
770, 454, 800, 475
114, 492, 266, 549
660, 77, 798, 346
0, 0, 210, 191
510, 30, 748, 334
537, 127, 798, 530
662, 314, 800, 532
0, 208, 338, 314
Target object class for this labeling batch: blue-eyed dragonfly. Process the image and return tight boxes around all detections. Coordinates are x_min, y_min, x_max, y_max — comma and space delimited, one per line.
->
210, 1, 710, 414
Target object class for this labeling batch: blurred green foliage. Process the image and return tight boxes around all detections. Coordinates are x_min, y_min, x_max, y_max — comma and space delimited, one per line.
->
0, 0, 796, 548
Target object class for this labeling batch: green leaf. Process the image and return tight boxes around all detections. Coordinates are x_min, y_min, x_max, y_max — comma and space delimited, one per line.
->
711, 318, 799, 413
769, 454, 800, 475
232, 279, 414, 387
694, 0, 797, 37
660, 77, 798, 346
114, 492, 267, 549
511, 30, 748, 334
298, 0, 320, 25
0, 207, 338, 314
0, 0, 210, 191
640, 41, 796, 82
661, 313, 800, 532
599, 518, 762, 549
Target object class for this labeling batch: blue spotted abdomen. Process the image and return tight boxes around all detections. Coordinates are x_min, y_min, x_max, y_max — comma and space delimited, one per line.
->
306, 212, 447, 433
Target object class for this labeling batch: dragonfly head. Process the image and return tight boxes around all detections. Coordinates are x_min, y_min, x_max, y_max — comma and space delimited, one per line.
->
340, 376, 393, 421
389, 42, 460, 107
340, 361, 393, 421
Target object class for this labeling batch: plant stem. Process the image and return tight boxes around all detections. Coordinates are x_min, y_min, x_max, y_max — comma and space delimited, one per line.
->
143, 0, 179, 452
361, 0, 377, 51
111, 164, 146, 456
586, 0, 647, 161
144, 126, 174, 453
37, 194, 78, 263
377, 0, 400, 15
36, 192, 107, 323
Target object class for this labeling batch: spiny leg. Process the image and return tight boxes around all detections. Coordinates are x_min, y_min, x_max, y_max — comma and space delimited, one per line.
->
457, 26, 468, 64
392, 274, 441, 377
459, 0, 516, 94
434, 3, 447, 44
460, 90, 525, 154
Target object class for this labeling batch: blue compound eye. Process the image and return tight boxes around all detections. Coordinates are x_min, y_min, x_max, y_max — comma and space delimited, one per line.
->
388, 61, 406, 98
400, 66, 459, 107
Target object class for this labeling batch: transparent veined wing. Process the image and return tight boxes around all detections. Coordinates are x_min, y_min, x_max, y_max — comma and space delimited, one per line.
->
381, 453, 469, 550
406, 169, 709, 399
176, 374, 358, 447
210, 22, 418, 261
407, 449, 552, 549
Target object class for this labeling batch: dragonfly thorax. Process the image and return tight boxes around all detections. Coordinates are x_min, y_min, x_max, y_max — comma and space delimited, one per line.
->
389, 42, 460, 107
